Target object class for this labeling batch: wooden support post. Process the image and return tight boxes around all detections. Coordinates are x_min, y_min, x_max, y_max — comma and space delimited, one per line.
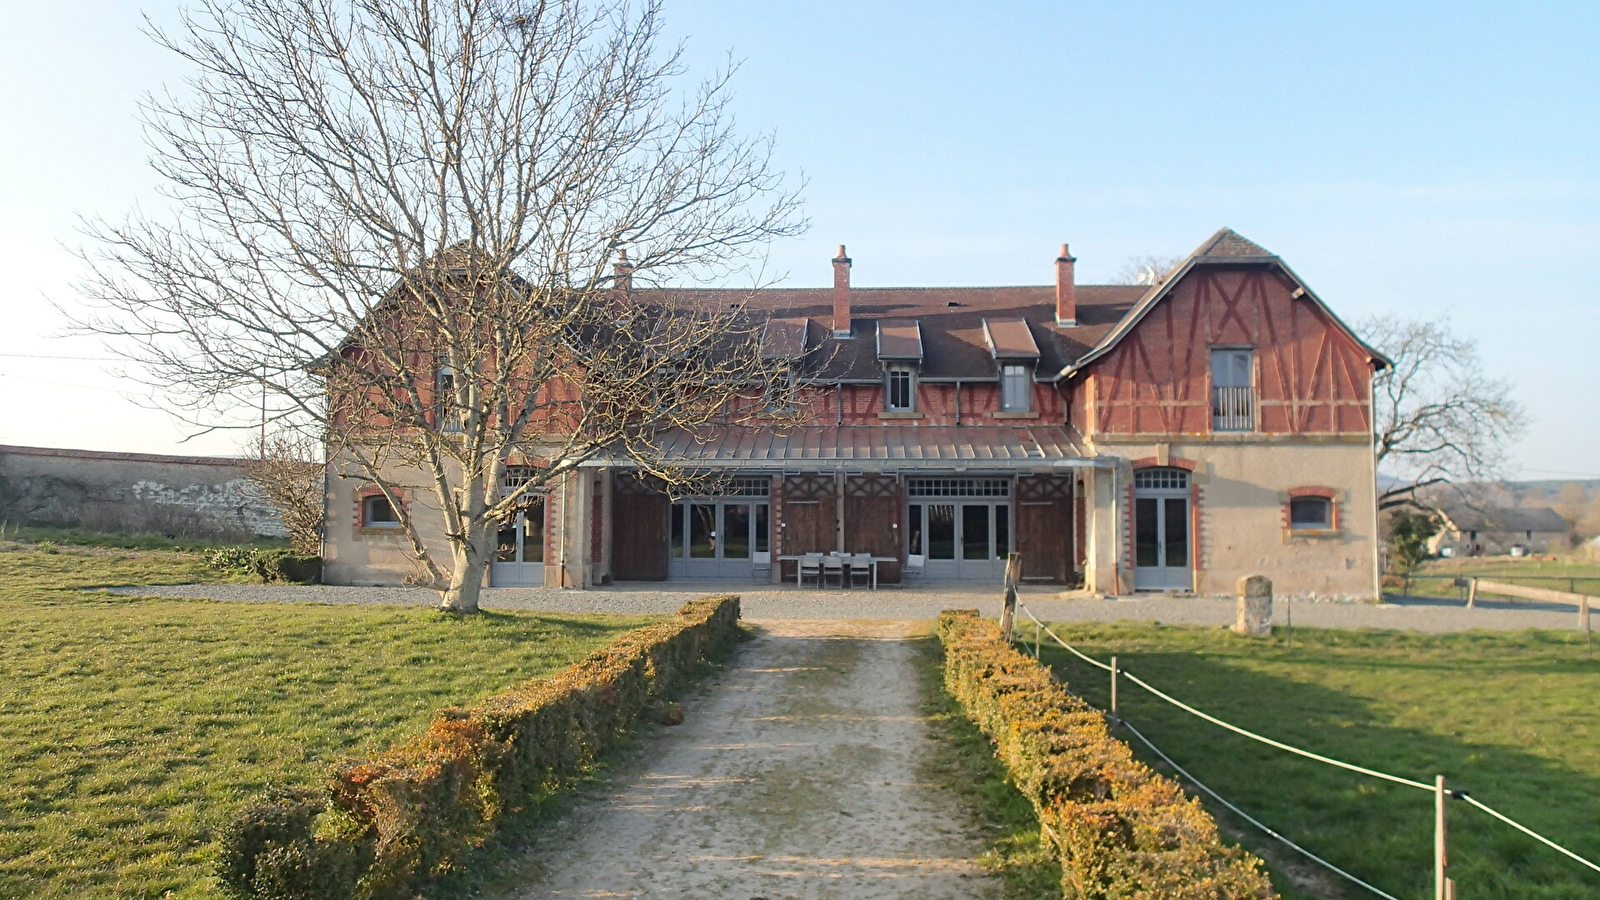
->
1583, 597, 1592, 656
1285, 596, 1294, 655
1435, 775, 1449, 900
1467, 578, 1478, 609
1110, 655, 1119, 720
1034, 618, 1041, 659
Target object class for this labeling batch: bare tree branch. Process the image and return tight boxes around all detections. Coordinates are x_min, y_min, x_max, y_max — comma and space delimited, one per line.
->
72, 0, 806, 612
1359, 315, 1527, 511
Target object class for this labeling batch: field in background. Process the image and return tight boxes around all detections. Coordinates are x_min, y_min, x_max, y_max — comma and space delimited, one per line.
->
0, 542, 658, 900
1035, 621, 1600, 900
1397, 556, 1600, 600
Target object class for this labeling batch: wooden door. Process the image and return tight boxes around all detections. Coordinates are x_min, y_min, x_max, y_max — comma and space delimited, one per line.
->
845, 475, 902, 582
781, 474, 835, 555
1016, 476, 1072, 584
612, 479, 669, 581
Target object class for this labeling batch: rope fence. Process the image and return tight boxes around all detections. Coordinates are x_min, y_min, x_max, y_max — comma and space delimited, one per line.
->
1010, 600, 1600, 897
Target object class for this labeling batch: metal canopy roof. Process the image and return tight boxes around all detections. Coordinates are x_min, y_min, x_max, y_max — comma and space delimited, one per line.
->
581, 425, 1109, 471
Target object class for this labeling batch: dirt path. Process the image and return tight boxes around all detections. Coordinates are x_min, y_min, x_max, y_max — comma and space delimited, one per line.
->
510, 619, 993, 900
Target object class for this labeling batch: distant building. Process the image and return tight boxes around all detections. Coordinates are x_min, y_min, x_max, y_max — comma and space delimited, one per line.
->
1429, 506, 1570, 557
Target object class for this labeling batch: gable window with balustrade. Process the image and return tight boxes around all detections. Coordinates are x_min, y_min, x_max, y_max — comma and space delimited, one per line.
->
1210, 348, 1254, 432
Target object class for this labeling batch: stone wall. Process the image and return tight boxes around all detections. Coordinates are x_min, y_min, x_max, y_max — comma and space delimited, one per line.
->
0, 445, 287, 539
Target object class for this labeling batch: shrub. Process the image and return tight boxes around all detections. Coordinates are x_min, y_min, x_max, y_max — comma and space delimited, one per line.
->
207, 547, 257, 574
205, 547, 322, 584
35, 540, 58, 554
250, 550, 322, 584
936, 610, 1277, 900
218, 595, 741, 900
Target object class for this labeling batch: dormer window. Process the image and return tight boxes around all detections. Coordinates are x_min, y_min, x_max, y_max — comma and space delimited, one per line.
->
1000, 363, 1031, 412
886, 364, 916, 412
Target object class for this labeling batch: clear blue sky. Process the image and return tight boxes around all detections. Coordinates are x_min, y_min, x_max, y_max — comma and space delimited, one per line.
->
2, 1, 1596, 478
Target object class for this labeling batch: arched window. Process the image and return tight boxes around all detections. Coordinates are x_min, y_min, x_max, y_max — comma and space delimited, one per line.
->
1286, 487, 1338, 532
362, 493, 401, 527
1289, 496, 1332, 530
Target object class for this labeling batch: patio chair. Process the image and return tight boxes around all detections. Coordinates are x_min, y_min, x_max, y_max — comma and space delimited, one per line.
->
903, 553, 925, 585
822, 554, 845, 588
798, 553, 823, 588
752, 551, 772, 583
848, 553, 874, 589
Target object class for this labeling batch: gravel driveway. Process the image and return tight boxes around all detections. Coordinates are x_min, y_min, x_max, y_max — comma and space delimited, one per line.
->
110, 582, 1591, 633
507, 619, 991, 899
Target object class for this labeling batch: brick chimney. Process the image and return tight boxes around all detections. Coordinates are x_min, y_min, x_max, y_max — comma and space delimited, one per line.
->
832, 245, 852, 337
1055, 243, 1077, 327
613, 248, 633, 294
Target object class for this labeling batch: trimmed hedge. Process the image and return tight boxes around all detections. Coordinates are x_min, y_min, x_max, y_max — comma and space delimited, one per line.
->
219, 595, 742, 900
936, 610, 1277, 900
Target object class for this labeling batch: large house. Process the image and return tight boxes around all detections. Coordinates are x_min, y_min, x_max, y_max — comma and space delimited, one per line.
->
325, 228, 1388, 600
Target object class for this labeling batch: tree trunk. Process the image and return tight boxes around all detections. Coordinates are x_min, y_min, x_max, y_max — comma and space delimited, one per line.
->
438, 525, 494, 614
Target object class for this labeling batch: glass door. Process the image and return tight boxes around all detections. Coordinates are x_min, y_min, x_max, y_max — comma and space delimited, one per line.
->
491, 500, 544, 586
669, 500, 769, 580
1133, 468, 1192, 591
908, 501, 1010, 581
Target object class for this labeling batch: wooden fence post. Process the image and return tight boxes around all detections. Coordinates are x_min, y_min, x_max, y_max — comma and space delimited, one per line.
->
1110, 655, 1119, 720
1467, 578, 1478, 609
1000, 552, 1021, 642
1435, 775, 1449, 900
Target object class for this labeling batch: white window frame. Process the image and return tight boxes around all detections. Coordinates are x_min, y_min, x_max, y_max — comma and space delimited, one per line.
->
435, 364, 463, 434
886, 364, 917, 412
1210, 347, 1255, 432
1000, 363, 1032, 412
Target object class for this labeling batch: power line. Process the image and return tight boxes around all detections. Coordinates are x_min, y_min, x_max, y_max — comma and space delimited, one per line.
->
0, 352, 122, 361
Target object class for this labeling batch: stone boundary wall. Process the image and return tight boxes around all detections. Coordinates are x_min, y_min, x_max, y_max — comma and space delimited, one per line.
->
0, 444, 287, 539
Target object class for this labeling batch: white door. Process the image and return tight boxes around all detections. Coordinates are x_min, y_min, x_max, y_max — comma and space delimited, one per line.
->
908, 500, 1011, 582
1133, 468, 1192, 591
668, 500, 770, 580
491, 502, 545, 586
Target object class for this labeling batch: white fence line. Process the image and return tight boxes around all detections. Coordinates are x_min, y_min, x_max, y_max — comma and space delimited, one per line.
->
1011, 601, 1600, 884
1119, 719, 1405, 900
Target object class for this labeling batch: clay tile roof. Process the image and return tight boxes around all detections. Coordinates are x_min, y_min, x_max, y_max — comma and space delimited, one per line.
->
876, 319, 923, 360
760, 317, 809, 358
1194, 228, 1276, 260
982, 318, 1040, 359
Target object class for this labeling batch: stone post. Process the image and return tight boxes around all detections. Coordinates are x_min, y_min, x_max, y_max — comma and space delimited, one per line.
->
1234, 574, 1273, 636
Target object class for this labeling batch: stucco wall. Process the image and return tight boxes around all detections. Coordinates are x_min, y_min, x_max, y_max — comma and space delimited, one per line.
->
0, 444, 284, 539
322, 453, 581, 588
1091, 438, 1380, 601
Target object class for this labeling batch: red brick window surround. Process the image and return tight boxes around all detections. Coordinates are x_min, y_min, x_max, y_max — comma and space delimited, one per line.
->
358, 485, 404, 529
1286, 486, 1338, 532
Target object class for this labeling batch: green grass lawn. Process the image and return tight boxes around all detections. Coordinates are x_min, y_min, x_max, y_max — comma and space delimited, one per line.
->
1033, 621, 1600, 900
0, 543, 659, 899
1399, 557, 1600, 600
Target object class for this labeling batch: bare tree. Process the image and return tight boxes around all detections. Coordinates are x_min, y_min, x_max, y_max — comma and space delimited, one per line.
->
74, 0, 805, 612
244, 431, 324, 554
1359, 315, 1527, 510
1110, 254, 1184, 286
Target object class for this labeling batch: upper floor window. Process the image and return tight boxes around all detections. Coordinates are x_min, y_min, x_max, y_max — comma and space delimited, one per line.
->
436, 365, 463, 433
1000, 363, 1031, 412
886, 364, 916, 412
1211, 348, 1254, 432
